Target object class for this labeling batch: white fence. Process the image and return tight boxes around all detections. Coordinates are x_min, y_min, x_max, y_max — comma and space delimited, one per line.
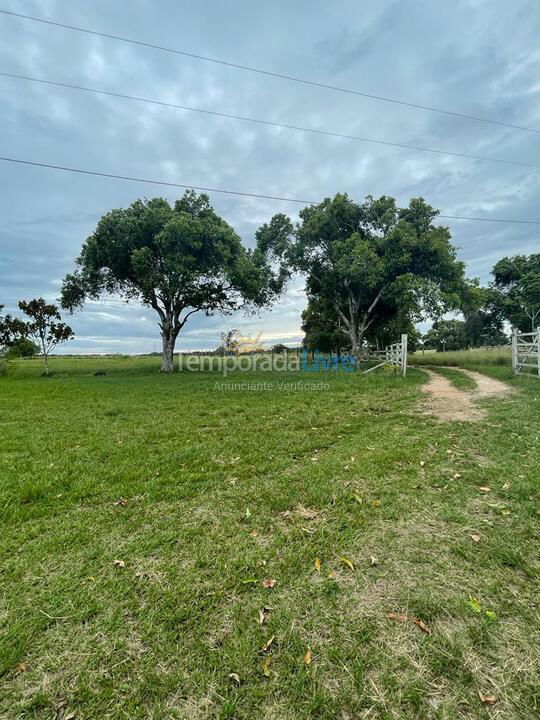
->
363, 334, 408, 377
512, 327, 540, 378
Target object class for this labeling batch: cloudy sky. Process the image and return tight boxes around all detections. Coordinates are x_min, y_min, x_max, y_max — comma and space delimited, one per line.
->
1, 0, 539, 353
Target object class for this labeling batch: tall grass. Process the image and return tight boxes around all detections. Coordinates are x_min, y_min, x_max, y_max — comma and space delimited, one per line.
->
411, 346, 511, 367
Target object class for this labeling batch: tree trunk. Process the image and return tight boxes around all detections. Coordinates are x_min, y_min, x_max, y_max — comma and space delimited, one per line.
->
43, 352, 49, 376
160, 331, 176, 373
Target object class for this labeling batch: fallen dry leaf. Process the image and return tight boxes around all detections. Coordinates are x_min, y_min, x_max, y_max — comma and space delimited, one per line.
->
341, 556, 355, 571
228, 672, 241, 685
470, 534, 481, 543
261, 635, 275, 652
388, 612, 408, 623
113, 559, 125, 568
303, 648, 313, 665
114, 497, 128, 507
249, 530, 258, 537
478, 691, 497, 705
314, 557, 321, 573
262, 578, 276, 589
388, 613, 431, 634
14, 662, 28, 674
411, 617, 431, 635
370, 555, 378, 566
262, 656, 272, 677
478, 486, 491, 493
258, 606, 273, 625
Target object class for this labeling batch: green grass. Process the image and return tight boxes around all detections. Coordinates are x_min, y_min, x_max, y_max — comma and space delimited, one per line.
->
426, 366, 478, 391
412, 347, 511, 368
1, 357, 539, 718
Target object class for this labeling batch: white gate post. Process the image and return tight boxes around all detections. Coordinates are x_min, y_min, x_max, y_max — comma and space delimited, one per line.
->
401, 334, 408, 377
537, 327, 540, 378
511, 327, 518, 375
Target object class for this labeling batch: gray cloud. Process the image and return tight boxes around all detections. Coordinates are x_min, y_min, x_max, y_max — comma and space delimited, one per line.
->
1, 0, 540, 353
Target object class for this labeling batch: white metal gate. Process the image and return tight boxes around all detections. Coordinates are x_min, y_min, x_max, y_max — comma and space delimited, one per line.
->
512, 327, 540, 378
363, 334, 408, 377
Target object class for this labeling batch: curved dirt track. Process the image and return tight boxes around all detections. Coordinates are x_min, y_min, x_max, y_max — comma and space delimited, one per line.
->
420, 367, 513, 422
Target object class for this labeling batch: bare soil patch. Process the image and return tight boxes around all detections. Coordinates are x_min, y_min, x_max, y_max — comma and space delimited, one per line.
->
420, 368, 512, 422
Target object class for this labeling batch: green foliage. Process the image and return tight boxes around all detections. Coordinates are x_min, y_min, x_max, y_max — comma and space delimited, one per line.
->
61, 191, 286, 372
492, 254, 540, 331
17, 298, 74, 374
301, 296, 349, 352
0, 304, 27, 351
423, 319, 466, 351
259, 193, 465, 355
5, 338, 39, 359
424, 314, 508, 353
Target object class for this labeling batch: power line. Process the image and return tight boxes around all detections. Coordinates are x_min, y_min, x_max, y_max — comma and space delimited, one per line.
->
1, 8, 539, 136
2, 71, 540, 171
2, 155, 540, 224
0, 156, 314, 204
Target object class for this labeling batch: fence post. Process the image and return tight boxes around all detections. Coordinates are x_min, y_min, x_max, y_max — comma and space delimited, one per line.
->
511, 327, 518, 375
537, 327, 540, 378
401, 334, 408, 377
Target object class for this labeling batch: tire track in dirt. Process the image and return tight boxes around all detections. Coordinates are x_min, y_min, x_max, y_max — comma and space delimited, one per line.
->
419, 367, 513, 422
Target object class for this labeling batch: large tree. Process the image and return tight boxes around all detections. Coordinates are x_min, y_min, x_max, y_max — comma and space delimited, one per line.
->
61, 191, 287, 372
259, 194, 465, 357
492, 254, 540, 331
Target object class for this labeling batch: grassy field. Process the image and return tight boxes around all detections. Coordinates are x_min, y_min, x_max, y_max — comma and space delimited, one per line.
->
412, 347, 511, 368
1, 357, 539, 719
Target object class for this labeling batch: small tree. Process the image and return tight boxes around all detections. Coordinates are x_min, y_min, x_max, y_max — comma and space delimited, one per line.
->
18, 298, 74, 375
220, 329, 240, 355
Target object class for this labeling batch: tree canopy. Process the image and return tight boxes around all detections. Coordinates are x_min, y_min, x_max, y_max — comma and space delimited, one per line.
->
61, 191, 287, 371
18, 298, 74, 374
492, 254, 540, 331
301, 296, 349, 353
0, 304, 29, 353
258, 193, 465, 355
